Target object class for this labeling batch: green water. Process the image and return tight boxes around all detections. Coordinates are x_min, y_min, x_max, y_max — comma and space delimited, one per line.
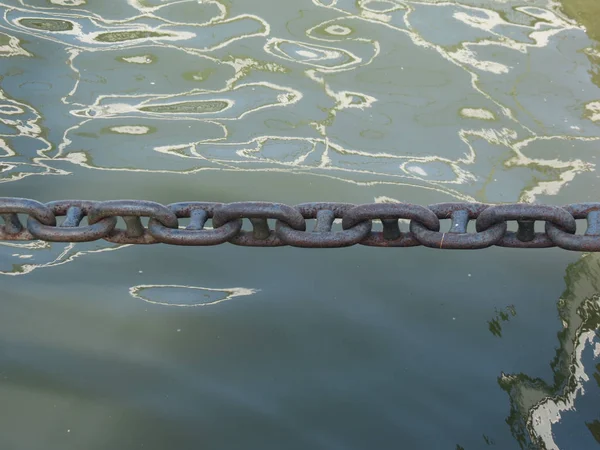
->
0, 0, 599, 448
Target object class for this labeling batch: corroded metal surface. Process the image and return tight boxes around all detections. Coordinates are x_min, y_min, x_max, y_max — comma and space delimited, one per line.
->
0, 197, 597, 250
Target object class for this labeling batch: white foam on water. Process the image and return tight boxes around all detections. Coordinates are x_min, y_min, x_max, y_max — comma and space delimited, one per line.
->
460, 108, 495, 120
109, 125, 152, 135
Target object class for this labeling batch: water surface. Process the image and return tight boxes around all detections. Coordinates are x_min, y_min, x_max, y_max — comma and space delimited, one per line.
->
0, 0, 599, 448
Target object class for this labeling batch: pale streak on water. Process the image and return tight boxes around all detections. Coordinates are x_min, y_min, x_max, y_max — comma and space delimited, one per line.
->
0, 0, 599, 449
129, 285, 259, 307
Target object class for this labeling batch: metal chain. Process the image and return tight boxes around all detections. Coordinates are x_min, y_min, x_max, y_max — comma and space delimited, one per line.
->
1, 197, 599, 251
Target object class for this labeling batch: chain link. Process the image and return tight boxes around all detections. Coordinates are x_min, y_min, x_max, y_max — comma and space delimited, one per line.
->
1, 197, 599, 251
147, 202, 242, 246
276, 203, 371, 248
212, 202, 305, 247
410, 203, 506, 249
88, 200, 178, 244
545, 203, 600, 252
28, 200, 118, 243
476, 204, 577, 248
342, 203, 439, 247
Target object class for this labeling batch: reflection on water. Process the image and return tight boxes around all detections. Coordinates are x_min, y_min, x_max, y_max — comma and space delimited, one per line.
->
560, 0, 600, 88
488, 304, 517, 337
0, 240, 126, 275
500, 254, 600, 449
0, 0, 600, 448
129, 284, 258, 307
1, 0, 600, 201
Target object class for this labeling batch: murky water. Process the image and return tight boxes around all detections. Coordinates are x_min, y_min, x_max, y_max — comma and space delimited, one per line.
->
0, 0, 599, 448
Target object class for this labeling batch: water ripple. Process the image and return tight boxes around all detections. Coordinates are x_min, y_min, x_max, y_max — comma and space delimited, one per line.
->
0, 0, 597, 205
1, 0, 600, 446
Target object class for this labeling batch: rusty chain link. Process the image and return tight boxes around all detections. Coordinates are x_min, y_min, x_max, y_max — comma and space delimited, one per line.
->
1, 197, 598, 251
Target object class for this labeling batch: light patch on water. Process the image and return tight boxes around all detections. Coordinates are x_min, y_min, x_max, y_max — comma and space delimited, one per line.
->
460, 128, 518, 156
264, 38, 364, 72
360, 9, 393, 23
305, 70, 376, 111
0, 138, 16, 157
121, 55, 154, 64
583, 47, 600, 58
64, 152, 87, 164
360, 0, 403, 13
337, 91, 377, 110
0, 105, 25, 115
453, 9, 505, 33
517, 6, 566, 24
313, 0, 338, 7
16, 122, 42, 136
0, 241, 128, 276
449, 48, 510, 74
81, 103, 137, 117
50, 0, 87, 5
518, 165, 585, 202
129, 284, 258, 307
585, 101, 600, 122
319, 140, 332, 167
108, 125, 153, 135
296, 49, 319, 59
374, 196, 400, 203
0, 33, 31, 57
277, 93, 297, 105
405, 165, 428, 177
324, 25, 352, 36
453, 5, 575, 51
460, 108, 495, 120
507, 136, 597, 202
